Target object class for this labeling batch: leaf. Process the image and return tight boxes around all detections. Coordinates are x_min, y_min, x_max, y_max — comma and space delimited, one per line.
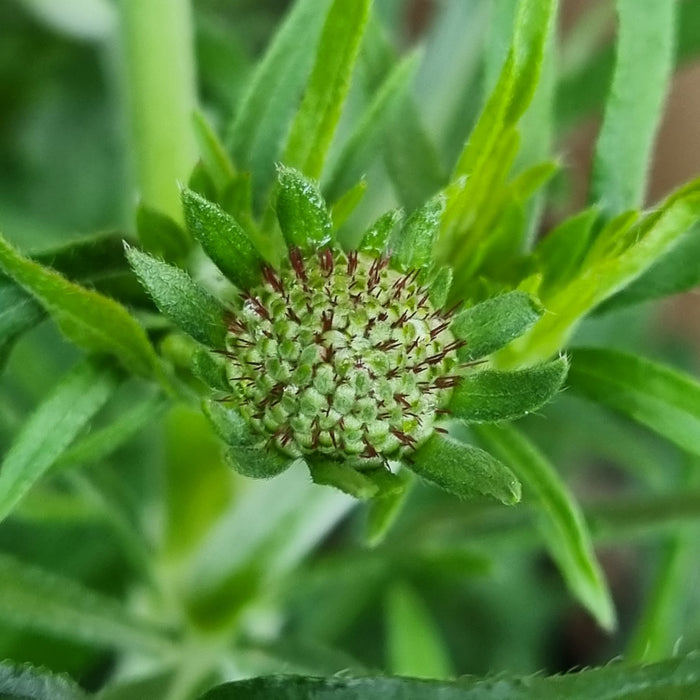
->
410, 433, 521, 505
198, 653, 700, 698
450, 357, 568, 423
202, 401, 292, 479
389, 195, 445, 272
591, 0, 675, 216
359, 209, 403, 256
0, 553, 171, 655
136, 202, 191, 262
55, 393, 168, 471
473, 423, 616, 632
182, 187, 263, 290
276, 166, 333, 252
450, 291, 543, 362
365, 470, 413, 547
282, 0, 371, 179
385, 584, 453, 679
0, 278, 44, 344
0, 358, 120, 523
324, 51, 420, 201
125, 245, 226, 348
227, 0, 333, 202
567, 347, 700, 457
595, 221, 700, 313
307, 458, 378, 500
192, 109, 236, 191
0, 232, 160, 377
330, 180, 367, 231
428, 267, 453, 309
0, 662, 87, 700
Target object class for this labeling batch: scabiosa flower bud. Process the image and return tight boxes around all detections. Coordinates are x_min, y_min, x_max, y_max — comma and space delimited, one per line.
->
223, 247, 464, 464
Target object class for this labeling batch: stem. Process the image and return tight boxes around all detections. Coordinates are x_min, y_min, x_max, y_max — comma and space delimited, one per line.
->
118, 0, 198, 225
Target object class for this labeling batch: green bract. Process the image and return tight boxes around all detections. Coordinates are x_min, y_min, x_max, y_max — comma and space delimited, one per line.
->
128, 166, 567, 502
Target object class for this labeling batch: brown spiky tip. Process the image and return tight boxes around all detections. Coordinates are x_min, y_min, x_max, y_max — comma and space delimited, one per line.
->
223, 248, 464, 462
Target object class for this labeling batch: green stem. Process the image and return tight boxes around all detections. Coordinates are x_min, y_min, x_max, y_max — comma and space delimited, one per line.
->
118, 0, 198, 225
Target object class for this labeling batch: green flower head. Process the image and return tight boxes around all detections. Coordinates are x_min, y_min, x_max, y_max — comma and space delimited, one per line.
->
127, 166, 568, 504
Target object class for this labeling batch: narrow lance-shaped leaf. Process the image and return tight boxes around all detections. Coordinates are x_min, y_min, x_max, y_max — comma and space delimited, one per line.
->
0, 662, 87, 700
473, 423, 616, 632
366, 470, 414, 547
227, 0, 333, 202
306, 457, 378, 500
126, 245, 226, 348
330, 179, 367, 231
0, 553, 172, 655
410, 433, 521, 505
386, 584, 453, 680
276, 166, 333, 251
282, 0, 371, 179
182, 187, 263, 290
192, 109, 236, 191
0, 358, 120, 523
591, 0, 675, 216
0, 232, 160, 377
567, 347, 700, 457
199, 653, 700, 699
359, 209, 403, 256
450, 357, 568, 423
451, 290, 543, 362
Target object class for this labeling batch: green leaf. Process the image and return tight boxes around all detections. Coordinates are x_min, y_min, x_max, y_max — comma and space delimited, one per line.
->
567, 347, 700, 457
282, 0, 371, 179
501, 184, 700, 365
410, 433, 521, 505
192, 109, 236, 191
0, 662, 86, 700
0, 232, 160, 377
365, 470, 413, 547
228, 0, 333, 202
390, 195, 445, 272
0, 553, 171, 655
385, 584, 453, 679
198, 654, 700, 698
596, 221, 700, 313
136, 202, 191, 262
325, 51, 420, 201
0, 358, 120, 523
276, 166, 333, 252
307, 458, 378, 500
202, 401, 292, 479
182, 187, 263, 290
473, 423, 616, 632
428, 267, 453, 309
359, 209, 403, 256
450, 357, 568, 423
55, 393, 168, 472
0, 278, 44, 345
451, 291, 543, 361
535, 207, 599, 296
330, 180, 367, 231
591, 0, 675, 216
125, 245, 226, 348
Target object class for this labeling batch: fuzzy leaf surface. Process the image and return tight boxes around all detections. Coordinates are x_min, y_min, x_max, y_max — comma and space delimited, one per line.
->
568, 347, 700, 457
126, 245, 226, 348
0, 358, 120, 522
0, 232, 160, 377
473, 423, 615, 632
450, 357, 568, 423
451, 291, 543, 361
307, 458, 379, 500
199, 653, 700, 698
182, 187, 263, 290
390, 195, 445, 272
276, 166, 333, 251
282, 0, 371, 178
411, 433, 521, 505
